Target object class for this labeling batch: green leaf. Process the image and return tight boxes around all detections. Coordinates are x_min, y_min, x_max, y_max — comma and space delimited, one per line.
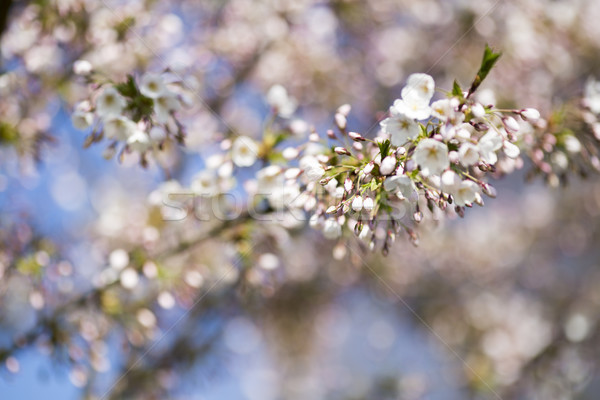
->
467, 44, 502, 97
377, 139, 391, 157
115, 75, 139, 98
452, 80, 464, 99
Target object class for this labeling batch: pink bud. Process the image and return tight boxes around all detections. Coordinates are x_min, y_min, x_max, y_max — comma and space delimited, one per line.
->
520, 108, 540, 123
334, 146, 351, 156
348, 131, 365, 141
504, 116, 520, 134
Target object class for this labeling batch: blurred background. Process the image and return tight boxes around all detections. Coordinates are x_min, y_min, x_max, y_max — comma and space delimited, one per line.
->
1, 0, 600, 399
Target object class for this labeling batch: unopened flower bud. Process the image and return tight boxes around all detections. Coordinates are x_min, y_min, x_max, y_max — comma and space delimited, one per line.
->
348, 131, 365, 141
471, 103, 485, 118
352, 196, 363, 211
309, 133, 320, 142
503, 116, 520, 134
520, 108, 540, 123
363, 197, 374, 211
363, 162, 375, 174
482, 183, 497, 198
379, 156, 396, 175
344, 178, 353, 192
319, 177, 332, 185
327, 129, 336, 139
334, 146, 351, 156
353, 142, 364, 152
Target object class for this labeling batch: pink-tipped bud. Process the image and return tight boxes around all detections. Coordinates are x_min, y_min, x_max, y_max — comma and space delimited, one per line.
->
481, 183, 497, 198
503, 116, 520, 134
348, 131, 365, 141
334, 146, 351, 156
327, 129, 336, 139
520, 108, 540, 123
363, 161, 375, 174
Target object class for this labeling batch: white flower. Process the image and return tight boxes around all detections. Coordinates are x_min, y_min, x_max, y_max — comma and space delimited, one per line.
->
478, 129, 503, 165
140, 73, 167, 99
300, 156, 325, 182
453, 180, 479, 206
71, 110, 93, 130
393, 97, 431, 121
267, 84, 297, 118
96, 87, 126, 118
431, 99, 457, 122
401, 73, 435, 104
352, 196, 363, 211
323, 219, 342, 239
127, 129, 150, 152
441, 170, 460, 192
231, 136, 259, 167
380, 108, 420, 146
256, 165, 283, 193
104, 116, 136, 141
154, 93, 180, 123
269, 183, 301, 210
458, 143, 479, 167
379, 156, 397, 175
441, 171, 478, 206
191, 170, 219, 196
383, 175, 416, 199
392, 73, 435, 121
413, 138, 449, 176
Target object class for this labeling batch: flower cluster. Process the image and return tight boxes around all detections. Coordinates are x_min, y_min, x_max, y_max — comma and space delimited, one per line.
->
72, 71, 187, 166
300, 49, 548, 252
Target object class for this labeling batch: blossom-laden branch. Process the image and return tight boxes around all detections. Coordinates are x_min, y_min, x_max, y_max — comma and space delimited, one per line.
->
72, 46, 600, 254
